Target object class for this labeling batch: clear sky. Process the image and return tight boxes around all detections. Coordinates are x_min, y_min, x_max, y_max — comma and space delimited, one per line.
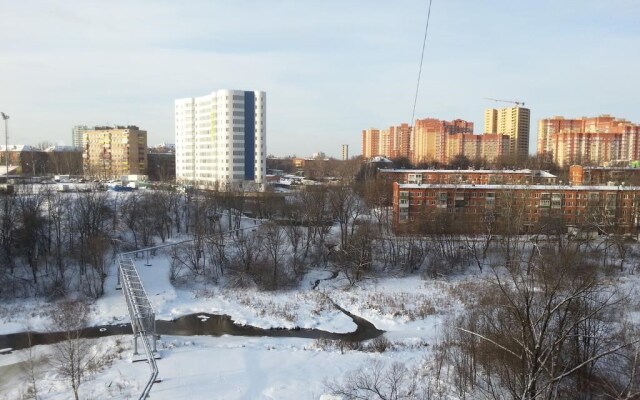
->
1, 0, 638, 158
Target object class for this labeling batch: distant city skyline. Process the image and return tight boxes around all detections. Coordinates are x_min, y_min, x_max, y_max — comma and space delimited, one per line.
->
1, 0, 638, 158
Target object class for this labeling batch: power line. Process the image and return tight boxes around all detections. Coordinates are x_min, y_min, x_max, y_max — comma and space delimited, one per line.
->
410, 0, 433, 128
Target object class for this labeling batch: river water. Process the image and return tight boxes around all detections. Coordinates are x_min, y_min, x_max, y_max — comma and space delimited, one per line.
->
0, 309, 384, 352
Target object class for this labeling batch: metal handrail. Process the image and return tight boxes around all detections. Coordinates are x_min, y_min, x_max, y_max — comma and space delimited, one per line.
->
138, 331, 159, 399
119, 257, 157, 399
118, 223, 261, 399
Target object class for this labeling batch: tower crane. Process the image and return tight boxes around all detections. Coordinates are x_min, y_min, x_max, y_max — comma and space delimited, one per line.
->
485, 97, 526, 107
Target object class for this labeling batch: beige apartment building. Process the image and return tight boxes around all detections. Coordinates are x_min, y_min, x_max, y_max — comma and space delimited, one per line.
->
362, 117, 508, 165
485, 106, 530, 161
537, 115, 640, 166
412, 118, 474, 164
362, 128, 381, 159
361, 124, 412, 160
83, 126, 148, 179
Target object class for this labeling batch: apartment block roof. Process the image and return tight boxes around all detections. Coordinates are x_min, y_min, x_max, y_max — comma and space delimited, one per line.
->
381, 168, 556, 178
396, 183, 640, 191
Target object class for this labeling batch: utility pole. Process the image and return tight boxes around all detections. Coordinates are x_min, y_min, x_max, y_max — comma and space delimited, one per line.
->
1, 113, 8, 177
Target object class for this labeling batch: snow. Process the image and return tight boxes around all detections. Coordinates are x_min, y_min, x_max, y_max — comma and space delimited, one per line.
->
0, 249, 471, 399
0, 252, 354, 335
0, 334, 433, 400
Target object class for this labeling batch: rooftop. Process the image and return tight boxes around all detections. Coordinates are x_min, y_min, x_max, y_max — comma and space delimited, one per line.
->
397, 183, 640, 191
380, 168, 556, 178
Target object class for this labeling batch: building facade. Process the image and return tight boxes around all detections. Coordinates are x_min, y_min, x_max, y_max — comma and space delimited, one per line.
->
72, 125, 88, 148
341, 144, 349, 161
362, 118, 510, 165
537, 115, 640, 166
569, 165, 640, 186
381, 168, 557, 186
362, 128, 381, 159
411, 118, 474, 164
443, 133, 510, 164
361, 124, 412, 160
83, 126, 148, 179
175, 89, 266, 190
484, 106, 531, 161
393, 182, 640, 234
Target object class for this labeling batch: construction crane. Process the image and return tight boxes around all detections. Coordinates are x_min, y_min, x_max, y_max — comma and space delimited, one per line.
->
485, 97, 526, 107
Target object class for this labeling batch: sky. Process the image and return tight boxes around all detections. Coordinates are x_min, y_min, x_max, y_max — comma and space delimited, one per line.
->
0, 0, 638, 158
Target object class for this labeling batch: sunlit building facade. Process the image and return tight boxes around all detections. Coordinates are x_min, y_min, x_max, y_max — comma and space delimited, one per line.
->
175, 89, 266, 190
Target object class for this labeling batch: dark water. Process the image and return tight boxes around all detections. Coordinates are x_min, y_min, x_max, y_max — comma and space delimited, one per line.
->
0, 310, 384, 352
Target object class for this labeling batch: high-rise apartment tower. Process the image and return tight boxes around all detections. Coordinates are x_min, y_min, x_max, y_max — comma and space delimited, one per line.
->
538, 115, 640, 166
484, 106, 530, 161
341, 144, 349, 160
175, 89, 266, 190
72, 125, 88, 148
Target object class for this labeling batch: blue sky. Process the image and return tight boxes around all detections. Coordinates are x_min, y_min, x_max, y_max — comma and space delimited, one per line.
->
0, 0, 638, 157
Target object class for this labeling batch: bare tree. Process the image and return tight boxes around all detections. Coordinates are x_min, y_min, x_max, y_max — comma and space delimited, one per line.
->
21, 329, 41, 400
15, 186, 46, 285
328, 185, 365, 249
285, 222, 305, 278
260, 222, 288, 289
72, 190, 111, 275
48, 300, 96, 400
326, 360, 430, 400
226, 230, 264, 288
333, 222, 374, 286
443, 245, 639, 399
0, 190, 17, 279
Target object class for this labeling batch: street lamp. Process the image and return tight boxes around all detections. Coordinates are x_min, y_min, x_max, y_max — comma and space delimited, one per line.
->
1, 112, 8, 177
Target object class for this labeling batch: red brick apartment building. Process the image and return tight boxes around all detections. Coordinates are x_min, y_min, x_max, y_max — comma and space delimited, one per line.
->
392, 182, 640, 234
380, 169, 557, 186
569, 165, 640, 186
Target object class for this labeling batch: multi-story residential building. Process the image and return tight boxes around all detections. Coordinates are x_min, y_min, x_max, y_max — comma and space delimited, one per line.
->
569, 164, 640, 186
175, 89, 266, 190
388, 123, 412, 160
361, 124, 412, 160
443, 133, 510, 164
362, 128, 381, 158
341, 144, 349, 161
484, 106, 531, 161
392, 182, 640, 234
478, 134, 512, 163
380, 168, 557, 186
83, 125, 147, 179
363, 117, 508, 165
412, 118, 474, 164
72, 125, 88, 148
537, 115, 640, 166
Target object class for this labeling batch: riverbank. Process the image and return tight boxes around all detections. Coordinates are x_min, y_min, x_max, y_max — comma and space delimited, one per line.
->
0, 251, 476, 399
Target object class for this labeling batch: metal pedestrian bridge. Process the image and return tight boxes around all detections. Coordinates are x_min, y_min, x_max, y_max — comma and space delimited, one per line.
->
118, 253, 159, 399
117, 225, 259, 399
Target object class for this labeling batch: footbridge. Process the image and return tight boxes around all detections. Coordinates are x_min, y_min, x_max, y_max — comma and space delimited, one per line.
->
117, 224, 260, 399
118, 252, 159, 399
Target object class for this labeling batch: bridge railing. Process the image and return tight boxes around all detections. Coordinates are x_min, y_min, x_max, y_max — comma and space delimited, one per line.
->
116, 223, 261, 399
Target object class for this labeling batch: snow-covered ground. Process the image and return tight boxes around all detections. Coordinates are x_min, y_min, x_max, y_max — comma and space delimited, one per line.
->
0, 249, 477, 399
0, 333, 440, 400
